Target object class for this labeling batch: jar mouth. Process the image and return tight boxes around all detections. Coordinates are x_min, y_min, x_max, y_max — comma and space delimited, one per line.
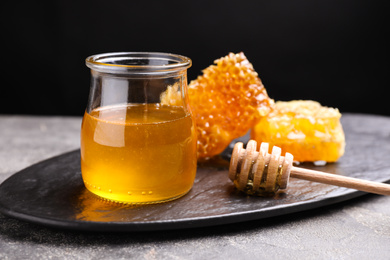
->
86, 52, 191, 75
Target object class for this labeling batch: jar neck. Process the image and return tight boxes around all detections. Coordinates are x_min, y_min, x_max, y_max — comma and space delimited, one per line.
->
86, 68, 190, 114
86, 52, 191, 77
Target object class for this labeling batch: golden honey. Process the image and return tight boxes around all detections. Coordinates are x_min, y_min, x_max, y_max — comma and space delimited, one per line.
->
80, 103, 197, 204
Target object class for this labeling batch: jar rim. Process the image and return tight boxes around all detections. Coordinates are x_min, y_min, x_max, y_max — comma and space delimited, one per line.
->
86, 52, 192, 75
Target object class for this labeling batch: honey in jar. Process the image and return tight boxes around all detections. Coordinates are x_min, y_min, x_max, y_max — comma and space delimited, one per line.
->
80, 103, 197, 203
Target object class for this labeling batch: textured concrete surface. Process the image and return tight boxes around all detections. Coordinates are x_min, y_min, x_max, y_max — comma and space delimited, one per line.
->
1, 114, 390, 259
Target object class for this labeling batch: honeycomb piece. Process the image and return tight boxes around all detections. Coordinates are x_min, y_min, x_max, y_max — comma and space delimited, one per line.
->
250, 100, 345, 163
161, 52, 273, 159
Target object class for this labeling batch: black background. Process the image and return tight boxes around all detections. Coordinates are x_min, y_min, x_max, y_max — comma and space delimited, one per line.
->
2, 0, 389, 116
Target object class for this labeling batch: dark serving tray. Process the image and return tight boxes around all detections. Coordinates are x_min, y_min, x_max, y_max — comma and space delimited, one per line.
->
1, 114, 390, 232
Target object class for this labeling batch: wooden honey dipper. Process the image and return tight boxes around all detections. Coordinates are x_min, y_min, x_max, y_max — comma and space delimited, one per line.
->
229, 140, 390, 196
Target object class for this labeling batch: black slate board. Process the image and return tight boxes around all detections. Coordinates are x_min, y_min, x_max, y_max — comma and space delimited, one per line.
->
1, 114, 390, 232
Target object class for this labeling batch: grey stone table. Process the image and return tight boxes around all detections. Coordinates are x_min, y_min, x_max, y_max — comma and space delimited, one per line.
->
1, 114, 390, 259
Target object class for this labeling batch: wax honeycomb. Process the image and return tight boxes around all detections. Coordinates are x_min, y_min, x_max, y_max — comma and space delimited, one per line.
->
162, 52, 273, 159
251, 100, 345, 163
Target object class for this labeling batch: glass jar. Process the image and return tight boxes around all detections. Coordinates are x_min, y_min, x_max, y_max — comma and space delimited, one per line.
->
81, 52, 197, 204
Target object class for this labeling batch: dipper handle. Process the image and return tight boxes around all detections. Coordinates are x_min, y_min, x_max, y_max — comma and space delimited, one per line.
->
290, 167, 390, 196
